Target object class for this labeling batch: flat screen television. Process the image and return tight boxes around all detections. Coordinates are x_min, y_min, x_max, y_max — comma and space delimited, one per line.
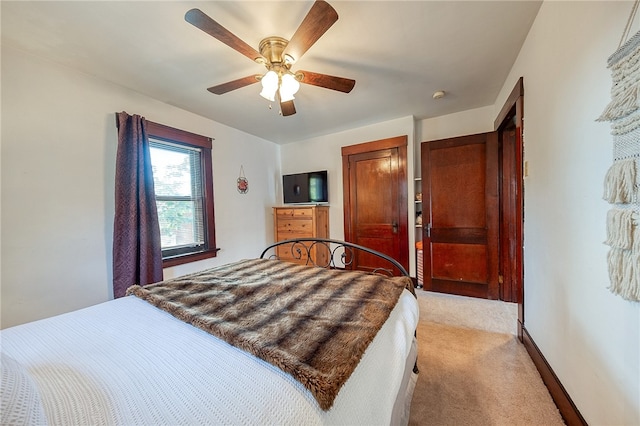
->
283, 170, 328, 204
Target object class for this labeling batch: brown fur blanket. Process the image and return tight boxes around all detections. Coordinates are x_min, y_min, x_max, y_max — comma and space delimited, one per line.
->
126, 258, 412, 410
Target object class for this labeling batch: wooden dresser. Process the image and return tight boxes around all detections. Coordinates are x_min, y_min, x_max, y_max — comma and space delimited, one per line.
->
273, 205, 329, 266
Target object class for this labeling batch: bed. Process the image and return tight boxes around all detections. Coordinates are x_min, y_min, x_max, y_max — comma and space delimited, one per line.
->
1, 238, 419, 426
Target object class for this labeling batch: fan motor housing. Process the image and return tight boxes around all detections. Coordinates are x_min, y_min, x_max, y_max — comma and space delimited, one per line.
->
259, 36, 290, 66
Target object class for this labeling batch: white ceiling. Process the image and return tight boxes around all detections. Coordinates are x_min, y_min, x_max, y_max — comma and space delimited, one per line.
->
1, 1, 542, 144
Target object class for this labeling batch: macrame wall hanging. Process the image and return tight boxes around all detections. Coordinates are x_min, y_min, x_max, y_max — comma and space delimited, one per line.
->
597, 1, 640, 302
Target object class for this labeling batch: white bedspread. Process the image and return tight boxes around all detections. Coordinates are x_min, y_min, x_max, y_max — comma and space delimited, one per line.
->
1, 289, 418, 425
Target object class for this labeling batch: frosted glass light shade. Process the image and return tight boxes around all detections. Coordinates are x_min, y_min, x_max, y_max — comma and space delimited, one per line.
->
259, 70, 278, 102
279, 73, 300, 102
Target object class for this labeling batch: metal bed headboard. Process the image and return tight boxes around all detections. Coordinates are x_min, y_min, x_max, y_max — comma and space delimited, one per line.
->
260, 238, 409, 277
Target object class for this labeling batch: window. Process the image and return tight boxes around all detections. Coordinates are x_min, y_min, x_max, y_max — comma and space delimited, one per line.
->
146, 121, 217, 267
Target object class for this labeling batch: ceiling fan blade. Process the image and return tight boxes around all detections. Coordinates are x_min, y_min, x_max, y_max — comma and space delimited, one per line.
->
185, 8, 265, 63
282, 1, 338, 63
297, 70, 355, 93
280, 100, 296, 116
207, 75, 260, 95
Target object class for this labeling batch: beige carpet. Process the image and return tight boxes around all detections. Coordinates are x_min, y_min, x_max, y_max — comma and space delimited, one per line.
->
409, 291, 565, 426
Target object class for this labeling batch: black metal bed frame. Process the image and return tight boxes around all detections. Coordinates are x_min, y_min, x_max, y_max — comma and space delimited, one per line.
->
260, 238, 409, 277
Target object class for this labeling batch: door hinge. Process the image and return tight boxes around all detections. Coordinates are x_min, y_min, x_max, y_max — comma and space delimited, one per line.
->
498, 274, 504, 284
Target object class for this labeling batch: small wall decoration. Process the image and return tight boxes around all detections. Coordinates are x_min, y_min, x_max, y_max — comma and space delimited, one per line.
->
597, 3, 640, 302
237, 165, 248, 194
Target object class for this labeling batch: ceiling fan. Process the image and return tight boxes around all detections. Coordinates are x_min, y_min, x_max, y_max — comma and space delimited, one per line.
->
185, 0, 355, 117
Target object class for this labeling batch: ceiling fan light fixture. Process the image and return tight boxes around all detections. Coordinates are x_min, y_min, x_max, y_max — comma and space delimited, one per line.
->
283, 53, 296, 66
259, 70, 279, 101
279, 73, 300, 102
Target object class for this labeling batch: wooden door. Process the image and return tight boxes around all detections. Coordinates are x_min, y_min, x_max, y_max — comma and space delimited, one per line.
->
494, 77, 525, 331
342, 136, 409, 275
421, 132, 499, 299
499, 121, 521, 302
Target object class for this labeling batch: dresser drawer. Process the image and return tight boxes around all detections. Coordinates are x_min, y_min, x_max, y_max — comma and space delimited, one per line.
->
276, 219, 313, 235
276, 208, 313, 218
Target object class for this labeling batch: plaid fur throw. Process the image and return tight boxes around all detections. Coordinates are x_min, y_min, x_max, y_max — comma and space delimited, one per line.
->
127, 258, 412, 410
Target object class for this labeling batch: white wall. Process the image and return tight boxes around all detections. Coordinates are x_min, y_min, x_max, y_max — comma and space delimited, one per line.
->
279, 116, 417, 272
1, 46, 280, 328
417, 105, 495, 143
493, 2, 639, 424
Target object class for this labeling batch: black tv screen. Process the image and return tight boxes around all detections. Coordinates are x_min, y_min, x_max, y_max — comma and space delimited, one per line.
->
283, 171, 328, 204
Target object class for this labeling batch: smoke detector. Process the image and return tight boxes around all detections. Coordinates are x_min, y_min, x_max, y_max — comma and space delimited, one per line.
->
432, 90, 446, 100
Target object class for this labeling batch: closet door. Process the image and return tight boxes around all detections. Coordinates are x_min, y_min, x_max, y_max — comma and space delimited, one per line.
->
421, 132, 499, 299
342, 136, 409, 276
